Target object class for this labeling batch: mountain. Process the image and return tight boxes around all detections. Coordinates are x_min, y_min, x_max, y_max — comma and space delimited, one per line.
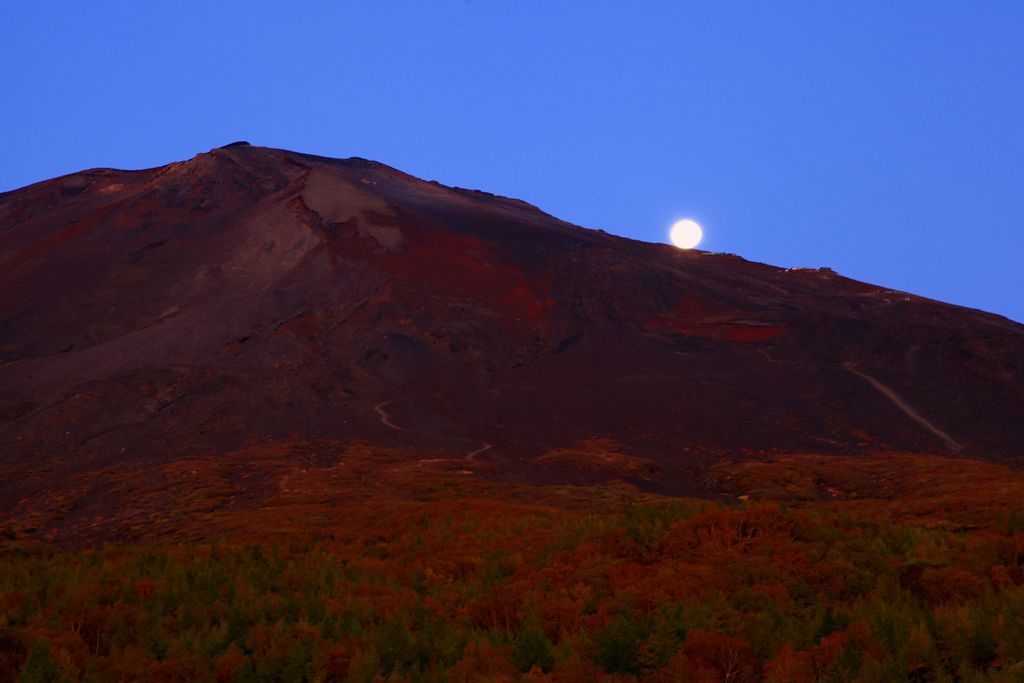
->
1, 143, 1022, 541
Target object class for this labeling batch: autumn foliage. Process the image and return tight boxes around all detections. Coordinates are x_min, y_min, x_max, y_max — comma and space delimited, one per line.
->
4, 499, 1024, 681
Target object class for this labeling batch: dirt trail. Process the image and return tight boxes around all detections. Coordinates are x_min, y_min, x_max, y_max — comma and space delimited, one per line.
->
467, 443, 492, 460
373, 401, 404, 431
844, 362, 961, 453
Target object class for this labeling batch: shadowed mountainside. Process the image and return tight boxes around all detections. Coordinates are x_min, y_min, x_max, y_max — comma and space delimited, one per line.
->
1, 143, 1022, 541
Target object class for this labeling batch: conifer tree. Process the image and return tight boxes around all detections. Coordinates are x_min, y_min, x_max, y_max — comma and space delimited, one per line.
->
17, 641, 65, 683
512, 615, 555, 673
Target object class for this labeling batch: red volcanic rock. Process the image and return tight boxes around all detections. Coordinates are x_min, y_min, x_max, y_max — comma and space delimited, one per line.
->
0, 144, 1022, 536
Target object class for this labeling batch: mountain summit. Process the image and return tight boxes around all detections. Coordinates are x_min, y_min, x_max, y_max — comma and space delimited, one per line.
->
1, 145, 1021, 540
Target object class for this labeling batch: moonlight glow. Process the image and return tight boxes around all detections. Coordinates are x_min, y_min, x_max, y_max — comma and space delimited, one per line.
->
669, 219, 703, 249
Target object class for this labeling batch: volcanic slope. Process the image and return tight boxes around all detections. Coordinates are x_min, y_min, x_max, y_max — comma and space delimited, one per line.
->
1, 144, 1022, 539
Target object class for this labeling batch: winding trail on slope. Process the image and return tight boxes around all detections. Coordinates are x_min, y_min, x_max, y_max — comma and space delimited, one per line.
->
373, 401, 404, 431
372, 400, 490, 460
844, 362, 961, 453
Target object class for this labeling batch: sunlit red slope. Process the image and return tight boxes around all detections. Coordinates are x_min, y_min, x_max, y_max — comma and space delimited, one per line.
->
1, 143, 1022, 538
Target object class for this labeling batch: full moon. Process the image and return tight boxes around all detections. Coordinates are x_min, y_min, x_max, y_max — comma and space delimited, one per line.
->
669, 219, 703, 249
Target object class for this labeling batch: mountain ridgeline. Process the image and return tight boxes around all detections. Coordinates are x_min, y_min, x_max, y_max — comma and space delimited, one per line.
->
0, 143, 1021, 541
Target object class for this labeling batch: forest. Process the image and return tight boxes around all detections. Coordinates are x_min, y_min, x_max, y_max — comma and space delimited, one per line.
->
5, 496, 1024, 682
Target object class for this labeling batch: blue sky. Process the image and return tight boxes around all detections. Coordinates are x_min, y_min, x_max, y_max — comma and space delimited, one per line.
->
3, 2, 1022, 321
